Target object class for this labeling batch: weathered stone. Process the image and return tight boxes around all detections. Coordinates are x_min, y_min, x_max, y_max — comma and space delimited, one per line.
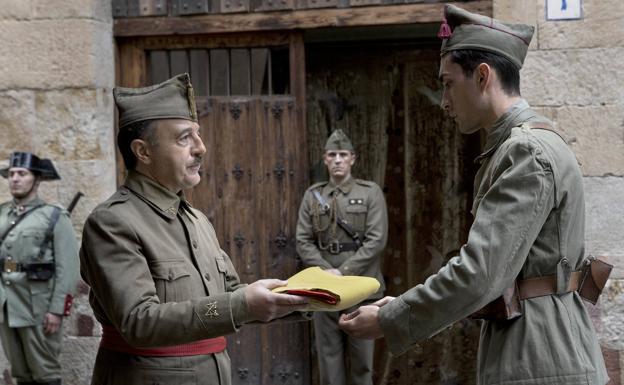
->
32, 0, 112, 23
0, 19, 114, 90
522, 47, 624, 107
600, 279, 624, 350
584, 177, 624, 279
0, 0, 31, 21
59, 336, 100, 385
533, 105, 624, 177
537, 0, 624, 50
0, 90, 37, 156
492, 0, 539, 51
33, 88, 115, 161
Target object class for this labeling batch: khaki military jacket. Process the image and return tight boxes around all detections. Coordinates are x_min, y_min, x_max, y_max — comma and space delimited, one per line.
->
80, 171, 249, 359
378, 100, 608, 385
0, 197, 79, 327
296, 176, 388, 299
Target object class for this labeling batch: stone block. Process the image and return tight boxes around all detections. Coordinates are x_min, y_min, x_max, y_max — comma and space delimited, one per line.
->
533, 105, 624, 177
584, 176, 624, 279
522, 47, 624, 107
59, 336, 100, 385
599, 279, 624, 350
0, 0, 31, 20
537, 0, 624, 50
0, 90, 37, 154
32, 0, 112, 23
492, 0, 539, 51
0, 19, 114, 90
32, 88, 115, 162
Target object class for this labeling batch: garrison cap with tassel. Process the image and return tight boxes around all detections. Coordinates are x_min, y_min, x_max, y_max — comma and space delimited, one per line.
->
0, 152, 60, 181
438, 4, 535, 69
324, 129, 354, 152
113, 73, 198, 130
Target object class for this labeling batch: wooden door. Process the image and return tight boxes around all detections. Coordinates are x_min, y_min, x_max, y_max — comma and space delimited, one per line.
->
306, 43, 482, 385
117, 32, 310, 385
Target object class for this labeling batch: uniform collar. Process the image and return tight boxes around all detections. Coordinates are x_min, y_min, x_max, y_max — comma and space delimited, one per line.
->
123, 170, 195, 219
325, 175, 355, 195
10, 196, 45, 215
475, 99, 539, 164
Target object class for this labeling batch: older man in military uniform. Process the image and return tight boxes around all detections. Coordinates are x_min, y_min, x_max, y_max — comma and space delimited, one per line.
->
0, 152, 79, 385
339, 5, 609, 385
80, 73, 307, 385
296, 129, 387, 385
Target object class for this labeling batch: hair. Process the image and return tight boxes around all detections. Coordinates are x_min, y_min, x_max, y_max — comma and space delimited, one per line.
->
449, 50, 521, 96
117, 119, 158, 170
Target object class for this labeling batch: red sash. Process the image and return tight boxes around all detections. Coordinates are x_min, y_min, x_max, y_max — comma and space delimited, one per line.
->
100, 325, 226, 357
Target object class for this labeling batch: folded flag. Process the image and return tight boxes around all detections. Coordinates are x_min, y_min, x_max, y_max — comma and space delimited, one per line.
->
273, 267, 381, 311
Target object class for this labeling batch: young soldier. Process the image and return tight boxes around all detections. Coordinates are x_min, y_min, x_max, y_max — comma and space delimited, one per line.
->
80, 74, 307, 385
296, 129, 388, 385
339, 5, 609, 385
0, 152, 79, 385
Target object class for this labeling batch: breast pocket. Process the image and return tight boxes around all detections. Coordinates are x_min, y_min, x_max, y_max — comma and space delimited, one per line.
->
18, 230, 47, 260
151, 262, 192, 303
345, 204, 367, 233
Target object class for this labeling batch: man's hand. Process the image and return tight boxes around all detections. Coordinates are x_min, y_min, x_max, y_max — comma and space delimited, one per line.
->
338, 305, 385, 339
43, 313, 62, 335
245, 279, 309, 322
373, 296, 395, 307
325, 268, 342, 276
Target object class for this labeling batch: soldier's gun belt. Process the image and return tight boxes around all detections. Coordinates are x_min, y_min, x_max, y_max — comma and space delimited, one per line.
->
470, 257, 612, 321
324, 242, 360, 254
0, 257, 55, 281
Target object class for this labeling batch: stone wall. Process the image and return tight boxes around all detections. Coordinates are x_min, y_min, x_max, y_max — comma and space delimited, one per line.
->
496, 0, 624, 383
0, 1, 115, 384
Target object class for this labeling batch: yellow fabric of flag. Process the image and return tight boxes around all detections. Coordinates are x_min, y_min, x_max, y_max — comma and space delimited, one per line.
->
273, 267, 381, 311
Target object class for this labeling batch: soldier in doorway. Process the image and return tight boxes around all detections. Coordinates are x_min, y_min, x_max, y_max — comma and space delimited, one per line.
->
80, 73, 308, 385
0, 152, 79, 385
339, 5, 609, 385
296, 129, 388, 385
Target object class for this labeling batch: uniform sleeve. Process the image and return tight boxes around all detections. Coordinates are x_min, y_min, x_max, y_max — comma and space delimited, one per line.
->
295, 191, 333, 270
48, 211, 79, 316
80, 209, 240, 347
379, 139, 555, 356
338, 184, 388, 276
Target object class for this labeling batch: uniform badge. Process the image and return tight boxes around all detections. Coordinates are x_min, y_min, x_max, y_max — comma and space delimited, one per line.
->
348, 199, 364, 205
204, 301, 219, 318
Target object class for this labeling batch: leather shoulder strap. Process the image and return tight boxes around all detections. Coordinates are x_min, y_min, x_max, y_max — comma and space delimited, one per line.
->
0, 204, 45, 247
37, 207, 62, 260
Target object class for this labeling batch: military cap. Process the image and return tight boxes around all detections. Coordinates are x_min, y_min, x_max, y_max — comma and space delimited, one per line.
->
438, 4, 535, 69
324, 129, 354, 152
0, 152, 60, 181
113, 73, 198, 130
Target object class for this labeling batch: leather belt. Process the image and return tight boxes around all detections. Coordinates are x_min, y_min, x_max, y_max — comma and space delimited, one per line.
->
100, 324, 227, 357
517, 271, 582, 300
328, 242, 360, 254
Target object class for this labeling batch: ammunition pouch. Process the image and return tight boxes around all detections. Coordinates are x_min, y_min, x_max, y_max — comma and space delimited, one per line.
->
25, 263, 55, 281
470, 256, 612, 321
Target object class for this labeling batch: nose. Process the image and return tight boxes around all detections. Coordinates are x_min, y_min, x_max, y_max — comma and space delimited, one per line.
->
192, 132, 206, 156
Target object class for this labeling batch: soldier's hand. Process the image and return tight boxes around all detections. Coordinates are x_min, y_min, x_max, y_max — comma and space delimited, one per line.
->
325, 268, 342, 276
43, 312, 62, 335
245, 279, 308, 322
338, 305, 384, 339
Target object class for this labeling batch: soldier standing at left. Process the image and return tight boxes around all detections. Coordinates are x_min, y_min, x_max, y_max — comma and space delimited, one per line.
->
0, 152, 79, 385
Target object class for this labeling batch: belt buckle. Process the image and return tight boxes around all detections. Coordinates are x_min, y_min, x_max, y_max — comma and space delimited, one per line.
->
329, 242, 340, 254
4, 257, 17, 273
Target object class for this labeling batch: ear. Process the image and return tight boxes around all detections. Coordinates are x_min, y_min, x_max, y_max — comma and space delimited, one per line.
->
475, 63, 491, 91
350, 153, 356, 165
130, 139, 152, 166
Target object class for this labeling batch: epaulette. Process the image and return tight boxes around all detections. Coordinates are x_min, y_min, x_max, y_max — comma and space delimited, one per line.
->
46, 203, 69, 215
308, 181, 328, 191
103, 187, 131, 208
355, 179, 376, 188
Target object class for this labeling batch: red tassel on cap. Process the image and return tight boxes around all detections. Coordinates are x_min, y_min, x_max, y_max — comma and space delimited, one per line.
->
438, 17, 452, 39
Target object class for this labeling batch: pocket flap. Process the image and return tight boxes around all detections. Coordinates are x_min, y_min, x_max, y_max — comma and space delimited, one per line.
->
345, 205, 367, 214
151, 262, 191, 281
215, 256, 228, 273
590, 257, 613, 290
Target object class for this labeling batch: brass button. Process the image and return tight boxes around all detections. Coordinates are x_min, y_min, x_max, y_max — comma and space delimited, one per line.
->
204, 273, 211, 281
5, 281, 10, 286
192, 241, 198, 249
